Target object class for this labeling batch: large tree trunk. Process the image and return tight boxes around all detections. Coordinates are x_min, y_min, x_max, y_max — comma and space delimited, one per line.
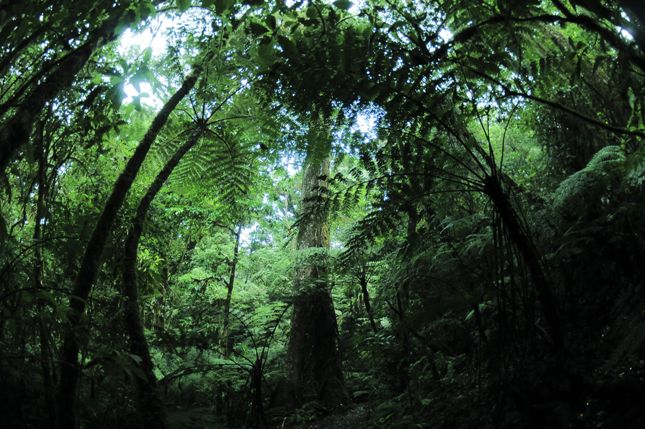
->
0, 7, 129, 174
286, 119, 347, 410
56, 71, 199, 429
122, 128, 203, 428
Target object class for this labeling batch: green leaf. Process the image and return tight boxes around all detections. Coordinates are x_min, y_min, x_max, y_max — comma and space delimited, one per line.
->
306, 5, 318, 19
266, 14, 277, 29
131, 68, 148, 92
257, 42, 276, 67
334, 0, 352, 10
147, 1, 160, 17
628, 87, 636, 111
142, 47, 153, 63
277, 35, 298, 57
137, 1, 156, 20
118, 58, 129, 74
132, 95, 142, 111
176, 0, 191, 11
129, 354, 143, 364
109, 82, 125, 108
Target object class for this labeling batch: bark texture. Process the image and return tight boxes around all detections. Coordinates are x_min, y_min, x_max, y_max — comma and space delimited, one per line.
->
56, 71, 199, 429
286, 120, 347, 410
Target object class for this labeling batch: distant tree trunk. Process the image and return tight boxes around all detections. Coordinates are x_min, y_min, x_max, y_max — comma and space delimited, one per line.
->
122, 127, 203, 428
358, 267, 378, 333
217, 223, 242, 428
394, 206, 417, 392
56, 71, 199, 429
0, 7, 130, 174
222, 224, 242, 356
286, 118, 348, 410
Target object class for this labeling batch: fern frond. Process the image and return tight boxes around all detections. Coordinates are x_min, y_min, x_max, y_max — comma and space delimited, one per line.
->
553, 145, 625, 217
169, 127, 257, 210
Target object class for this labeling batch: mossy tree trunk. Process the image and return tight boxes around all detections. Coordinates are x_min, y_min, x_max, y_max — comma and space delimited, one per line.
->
286, 117, 348, 410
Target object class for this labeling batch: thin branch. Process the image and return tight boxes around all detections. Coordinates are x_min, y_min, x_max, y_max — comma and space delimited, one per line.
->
460, 63, 645, 139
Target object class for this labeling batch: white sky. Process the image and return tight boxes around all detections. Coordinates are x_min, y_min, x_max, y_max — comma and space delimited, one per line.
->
118, 16, 173, 107
118, 16, 171, 57
355, 113, 376, 134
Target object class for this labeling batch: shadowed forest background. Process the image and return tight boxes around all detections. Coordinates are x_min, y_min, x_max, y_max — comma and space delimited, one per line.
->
2, 0, 645, 428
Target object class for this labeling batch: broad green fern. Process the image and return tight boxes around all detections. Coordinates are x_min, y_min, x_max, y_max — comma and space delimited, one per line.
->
553, 145, 626, 217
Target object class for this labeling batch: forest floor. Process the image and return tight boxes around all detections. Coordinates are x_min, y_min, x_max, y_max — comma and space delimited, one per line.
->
304, 404, 370, 429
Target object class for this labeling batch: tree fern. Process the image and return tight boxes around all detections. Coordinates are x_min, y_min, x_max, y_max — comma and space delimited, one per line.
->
168, 126, 257, 208
553, 145, 626, 217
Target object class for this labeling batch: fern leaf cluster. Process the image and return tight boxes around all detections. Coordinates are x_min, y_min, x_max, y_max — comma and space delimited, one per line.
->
553, 145, 626, 218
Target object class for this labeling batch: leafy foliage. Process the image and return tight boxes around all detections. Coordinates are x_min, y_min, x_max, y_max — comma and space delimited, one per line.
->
2, 1, 645, 429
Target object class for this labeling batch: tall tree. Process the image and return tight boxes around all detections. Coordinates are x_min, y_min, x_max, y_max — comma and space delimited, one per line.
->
286, 115, 347, 409
56, 68, 200, 429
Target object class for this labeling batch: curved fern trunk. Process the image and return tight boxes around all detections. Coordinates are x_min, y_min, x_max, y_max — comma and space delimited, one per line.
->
123, 128, 203, 428
286, 119, 348, 409
483, 175, 563, 351
56, 71, 199, 429
0, 7, 129, 175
